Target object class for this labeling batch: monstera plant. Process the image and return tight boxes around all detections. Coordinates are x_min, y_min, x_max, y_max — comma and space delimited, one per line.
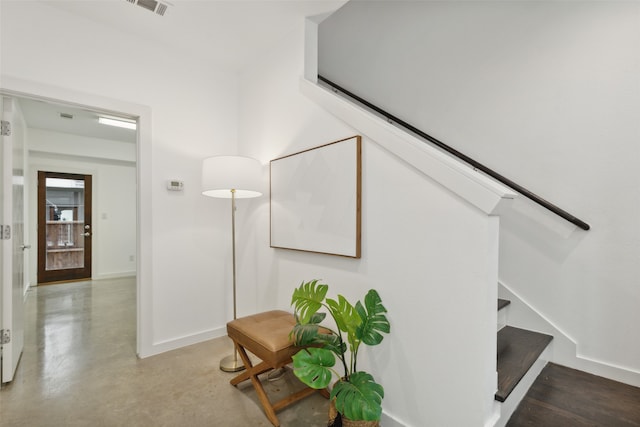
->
290, 280, 390, 426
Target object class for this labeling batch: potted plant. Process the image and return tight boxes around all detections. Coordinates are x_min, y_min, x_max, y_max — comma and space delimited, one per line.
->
289, 279, 390, 427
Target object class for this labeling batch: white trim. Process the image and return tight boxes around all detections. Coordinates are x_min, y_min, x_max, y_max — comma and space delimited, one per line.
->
304, 14, 333, 83
498, 280, 577, 343
300, 78, 516, 216
0, 74, 153, 358
381, 411, 408, 427
93, 272, 136, 281
145, 326, 228, 358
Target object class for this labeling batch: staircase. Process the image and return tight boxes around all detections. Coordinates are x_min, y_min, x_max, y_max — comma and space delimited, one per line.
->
495, 298, 553, 426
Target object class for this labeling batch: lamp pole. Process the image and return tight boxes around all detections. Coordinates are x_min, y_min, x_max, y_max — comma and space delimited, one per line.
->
220, 189, 244, 372
201, 155, 261, 373
231, 188, 237, 322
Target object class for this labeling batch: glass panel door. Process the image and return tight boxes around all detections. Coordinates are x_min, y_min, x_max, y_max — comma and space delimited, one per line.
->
38, 172, 92, 284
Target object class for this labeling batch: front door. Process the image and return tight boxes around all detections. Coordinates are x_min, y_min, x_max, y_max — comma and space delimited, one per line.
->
37, 171, 92, 284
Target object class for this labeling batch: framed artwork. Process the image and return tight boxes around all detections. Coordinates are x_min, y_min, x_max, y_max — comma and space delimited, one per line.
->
270, 135, 361, 258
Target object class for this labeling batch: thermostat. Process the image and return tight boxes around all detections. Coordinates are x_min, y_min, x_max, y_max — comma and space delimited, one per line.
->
167, 180, 184, 191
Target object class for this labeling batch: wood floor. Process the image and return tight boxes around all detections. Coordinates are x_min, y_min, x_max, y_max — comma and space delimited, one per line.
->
507, 362, 640, 426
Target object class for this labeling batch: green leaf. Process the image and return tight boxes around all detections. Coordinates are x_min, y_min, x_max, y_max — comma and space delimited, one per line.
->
290, 323, 322, 347
308, 312, 327, 324
314, 331, 347, 355
291, 280, 328, 324
290, 321, 345, 356
326, 295, 361, 336
355, 289, 390, 346
330, 372, 384, 421
292, 347, 335, 389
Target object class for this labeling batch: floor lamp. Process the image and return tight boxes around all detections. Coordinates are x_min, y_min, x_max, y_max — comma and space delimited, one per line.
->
201, 155, 262, 372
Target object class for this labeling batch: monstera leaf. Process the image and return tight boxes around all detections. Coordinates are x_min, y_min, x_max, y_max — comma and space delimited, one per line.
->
290, 312, 326, 344
290, 281, 390, 422
326, 295, 360, 335
355, 289, 390, 346
292, 347, 335, 389
290, 323, 322, 347
330, 372, 384, 421
313, 331, 347, 355
291, 280, 328, 324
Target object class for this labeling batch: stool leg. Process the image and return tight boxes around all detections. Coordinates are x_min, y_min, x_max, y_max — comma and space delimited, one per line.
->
232, 342, 281, 427
230, 360, 271, 386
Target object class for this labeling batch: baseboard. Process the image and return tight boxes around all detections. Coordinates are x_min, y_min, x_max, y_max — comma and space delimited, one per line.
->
381, 410, 406, 427
93, 271, 136, 280
138, 326, 227, 358
499, 280, 640, 388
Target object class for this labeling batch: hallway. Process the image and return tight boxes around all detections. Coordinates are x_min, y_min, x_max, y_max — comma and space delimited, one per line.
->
0, 278, 328, 426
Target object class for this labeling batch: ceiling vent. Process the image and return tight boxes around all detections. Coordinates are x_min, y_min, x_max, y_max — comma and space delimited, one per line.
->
125, 0, 171, 16
59, 113, 74, 120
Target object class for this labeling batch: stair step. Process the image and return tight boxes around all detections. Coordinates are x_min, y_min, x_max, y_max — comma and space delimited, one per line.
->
498, 298, 511, 311
496, 326, 553, 402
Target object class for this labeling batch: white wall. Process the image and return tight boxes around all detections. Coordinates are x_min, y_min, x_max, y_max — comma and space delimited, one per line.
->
1, 1, 240, 356
26, 128, 137, 281
238, 23, 502, 426
319, 1, 640, 381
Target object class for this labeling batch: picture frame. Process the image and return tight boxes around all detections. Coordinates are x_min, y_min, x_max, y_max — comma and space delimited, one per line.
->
270, 135, 362, 258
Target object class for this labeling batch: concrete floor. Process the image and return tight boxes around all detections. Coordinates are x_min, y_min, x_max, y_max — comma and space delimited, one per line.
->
0, 278, 329, 426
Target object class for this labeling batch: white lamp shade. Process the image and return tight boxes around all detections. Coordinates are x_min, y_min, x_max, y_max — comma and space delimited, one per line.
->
201, 155, 263, 198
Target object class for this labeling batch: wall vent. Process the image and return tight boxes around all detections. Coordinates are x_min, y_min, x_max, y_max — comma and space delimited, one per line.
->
125, 0, 171, 16
155, 2, 168, 16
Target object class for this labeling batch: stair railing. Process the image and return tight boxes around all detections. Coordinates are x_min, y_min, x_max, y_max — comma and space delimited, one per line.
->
318, 75, 590, 231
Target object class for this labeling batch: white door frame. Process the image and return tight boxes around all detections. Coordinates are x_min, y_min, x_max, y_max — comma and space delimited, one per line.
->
0, 75, 154, 357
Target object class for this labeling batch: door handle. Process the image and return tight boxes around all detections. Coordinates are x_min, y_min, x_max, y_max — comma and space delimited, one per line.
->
82, 232, 91, 237
21, 244, 31, 250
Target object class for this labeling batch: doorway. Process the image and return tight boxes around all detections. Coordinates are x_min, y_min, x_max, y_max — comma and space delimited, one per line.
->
37, 171, 92, 284
1, 78, 150, 357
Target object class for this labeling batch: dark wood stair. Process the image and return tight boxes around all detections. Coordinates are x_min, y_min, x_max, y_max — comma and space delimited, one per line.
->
496, 325, 553, 402
498, 298, 511, 311
496, 300, 640, 425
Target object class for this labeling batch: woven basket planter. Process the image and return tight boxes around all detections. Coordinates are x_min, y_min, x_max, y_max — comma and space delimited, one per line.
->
342, 418, 379, 427
328, 399, 380, 427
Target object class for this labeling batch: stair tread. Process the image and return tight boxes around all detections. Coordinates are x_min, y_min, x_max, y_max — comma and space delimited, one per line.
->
496, 326, 553, 402
498, 298, 511, 311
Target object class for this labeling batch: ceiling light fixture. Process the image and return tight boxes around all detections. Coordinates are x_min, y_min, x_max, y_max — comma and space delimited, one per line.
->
98, 116, 137, 130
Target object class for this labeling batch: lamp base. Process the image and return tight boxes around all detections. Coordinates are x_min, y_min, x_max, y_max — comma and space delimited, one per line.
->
220, 354, 245, 372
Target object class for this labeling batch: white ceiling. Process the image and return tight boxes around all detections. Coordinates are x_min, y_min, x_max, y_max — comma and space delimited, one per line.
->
16, 0, 348, 142
19, 98, 138, 143
43, 0, 347, 71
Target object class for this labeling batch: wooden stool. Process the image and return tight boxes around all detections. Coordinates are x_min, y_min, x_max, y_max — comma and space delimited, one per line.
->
226, 310, 329, 427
